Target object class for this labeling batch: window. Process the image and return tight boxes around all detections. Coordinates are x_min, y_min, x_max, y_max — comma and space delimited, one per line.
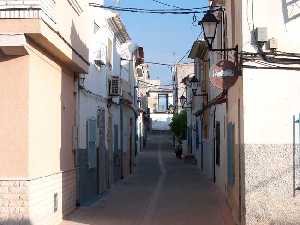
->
216, 121, 221, 166
158, 94, 168, 112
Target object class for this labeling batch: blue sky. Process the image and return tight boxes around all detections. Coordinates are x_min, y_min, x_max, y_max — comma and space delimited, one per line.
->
105, 0, 207, 84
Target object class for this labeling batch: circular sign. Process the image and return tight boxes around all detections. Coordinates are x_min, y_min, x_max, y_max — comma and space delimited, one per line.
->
209, 60, 238, 90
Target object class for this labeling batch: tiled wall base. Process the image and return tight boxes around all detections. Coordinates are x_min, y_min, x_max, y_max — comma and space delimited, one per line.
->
0, 170, 76, 225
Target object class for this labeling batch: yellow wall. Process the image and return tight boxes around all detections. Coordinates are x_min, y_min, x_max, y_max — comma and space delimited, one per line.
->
0, 54, 29, 177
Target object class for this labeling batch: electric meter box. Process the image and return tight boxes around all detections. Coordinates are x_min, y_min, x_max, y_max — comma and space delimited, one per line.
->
255, 27, 268, 43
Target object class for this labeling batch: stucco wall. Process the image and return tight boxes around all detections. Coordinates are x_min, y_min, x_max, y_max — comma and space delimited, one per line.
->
227, 77, 244, 225
0, 54, 29, 177
27, 41, 75, 178
0, 0, 90, 73
242, 68, 300, 225
56, 0, 89, 62
150, 113, 172, 131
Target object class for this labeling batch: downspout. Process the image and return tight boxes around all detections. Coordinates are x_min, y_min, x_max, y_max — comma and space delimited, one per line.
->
120, 63, 124, 179
213, 106, 216, 183
75, 75, 81, 206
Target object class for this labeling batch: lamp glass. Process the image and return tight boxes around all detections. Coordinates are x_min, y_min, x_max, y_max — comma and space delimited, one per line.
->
180, 95, 186, 107
190, 76, 198, 94
200, 11, 219, 48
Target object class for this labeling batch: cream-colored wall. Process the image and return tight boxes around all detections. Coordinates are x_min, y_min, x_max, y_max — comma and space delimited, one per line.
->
27, 41, 75, 178
227, 77, 244, 224
56, 0, 89, 62
0, 0, 89, 73
0, 54, 29, 177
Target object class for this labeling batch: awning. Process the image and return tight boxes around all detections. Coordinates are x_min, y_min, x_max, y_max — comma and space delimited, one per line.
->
188, 40, 208, 60
194, 91, 227, 117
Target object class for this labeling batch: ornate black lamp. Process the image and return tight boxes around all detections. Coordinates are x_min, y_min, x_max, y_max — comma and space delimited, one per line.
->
179, 95, 187, 107
189, 76, 208, 97
199, 10, 238, 53
199, 11, 219, 50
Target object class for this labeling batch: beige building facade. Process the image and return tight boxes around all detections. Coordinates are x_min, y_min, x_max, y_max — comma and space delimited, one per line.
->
0, 1, 89, 224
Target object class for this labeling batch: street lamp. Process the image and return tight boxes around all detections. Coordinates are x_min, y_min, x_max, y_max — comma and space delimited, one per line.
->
190, 76, 199, 96
189, 76, 208, 97
199, 10, 219, 50
180, 94, 187, 107
199, 9, 239, 78
199, 9, 238, 54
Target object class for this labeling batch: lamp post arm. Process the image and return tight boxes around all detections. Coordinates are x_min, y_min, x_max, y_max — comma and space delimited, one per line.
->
210, 45, 238, 52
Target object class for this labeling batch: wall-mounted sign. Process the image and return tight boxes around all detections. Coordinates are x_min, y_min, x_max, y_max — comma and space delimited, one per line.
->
209, 60, 238, 90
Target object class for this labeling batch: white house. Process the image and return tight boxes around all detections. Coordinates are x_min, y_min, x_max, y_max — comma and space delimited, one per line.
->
77, 2, 138, 204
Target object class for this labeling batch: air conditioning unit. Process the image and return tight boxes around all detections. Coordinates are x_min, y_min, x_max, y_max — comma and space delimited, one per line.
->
94, 47, 106, 66
110, 77, 121, 96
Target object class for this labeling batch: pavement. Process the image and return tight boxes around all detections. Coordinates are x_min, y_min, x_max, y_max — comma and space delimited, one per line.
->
60, 131, 234, 225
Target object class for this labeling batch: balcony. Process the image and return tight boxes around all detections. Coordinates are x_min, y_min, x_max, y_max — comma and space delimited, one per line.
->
0, 0, 56, 25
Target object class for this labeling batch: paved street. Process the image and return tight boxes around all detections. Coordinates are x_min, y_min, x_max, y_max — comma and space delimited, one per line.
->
61, 132, 234, 225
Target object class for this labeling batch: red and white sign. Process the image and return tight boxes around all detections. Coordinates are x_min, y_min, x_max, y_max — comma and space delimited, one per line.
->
209, 60, 238, 90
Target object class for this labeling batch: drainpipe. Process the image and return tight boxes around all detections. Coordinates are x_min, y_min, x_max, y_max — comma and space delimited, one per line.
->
75, 75, 81, 206
213, 106, 216, 183
120, 62, 124, 179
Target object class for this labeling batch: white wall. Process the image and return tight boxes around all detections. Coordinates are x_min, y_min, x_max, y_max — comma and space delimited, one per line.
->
241, 0, 300, 144
150, 113, 172, 131
78, 6, 111, 149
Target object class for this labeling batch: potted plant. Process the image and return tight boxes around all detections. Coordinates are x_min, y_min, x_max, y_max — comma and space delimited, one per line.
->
169, 110, 187, 159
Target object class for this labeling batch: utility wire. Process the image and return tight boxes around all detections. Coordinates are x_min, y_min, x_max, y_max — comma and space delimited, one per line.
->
176, 31, 203, 64
89, 3, 206, 14
151, 0, 195, 11
122, 58, 194, 67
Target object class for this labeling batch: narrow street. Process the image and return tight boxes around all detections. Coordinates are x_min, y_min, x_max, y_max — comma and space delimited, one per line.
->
61, 132, 233, 225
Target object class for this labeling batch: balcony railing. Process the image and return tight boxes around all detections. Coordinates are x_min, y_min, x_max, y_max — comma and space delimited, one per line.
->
0, 0, 56, 25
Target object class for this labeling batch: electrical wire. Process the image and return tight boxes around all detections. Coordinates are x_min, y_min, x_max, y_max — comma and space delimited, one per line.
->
176, 31, 203, 64
89, 3, 207, 14
80, 85, 107, 102
150, 0, 208, 11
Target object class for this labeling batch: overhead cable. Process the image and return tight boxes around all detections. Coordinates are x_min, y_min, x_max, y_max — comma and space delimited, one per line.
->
89, 3, 207, 14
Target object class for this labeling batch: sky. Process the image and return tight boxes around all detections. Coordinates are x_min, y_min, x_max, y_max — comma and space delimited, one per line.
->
105, 0, 207, 85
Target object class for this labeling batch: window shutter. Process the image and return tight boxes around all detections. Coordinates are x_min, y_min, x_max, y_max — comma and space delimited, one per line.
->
87, 118, 97, 169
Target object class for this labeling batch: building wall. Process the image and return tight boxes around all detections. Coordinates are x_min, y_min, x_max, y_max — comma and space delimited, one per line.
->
0, 54, 29, 178
227, 77, 243, 225
240, 0, 300, 224
28, 39, 76, 225
150, 113, 172, 131
27, 40, 75, 178
242, 68, 300, 225
0, 0, 89, 73
174, 63, 194, 111
0, 40, 77, 225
